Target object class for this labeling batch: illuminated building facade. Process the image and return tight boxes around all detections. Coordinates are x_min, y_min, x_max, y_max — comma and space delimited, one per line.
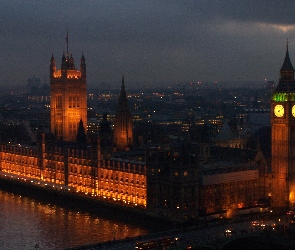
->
50, 52, 87, 142
98, 158, 146, 207
113, 76, 133, 151
0, 137, 268, 220
271, 44, 295, 208
0, 135, 147, 208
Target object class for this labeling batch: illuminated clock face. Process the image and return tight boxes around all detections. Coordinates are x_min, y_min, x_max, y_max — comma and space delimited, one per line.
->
274, 104, 284, 117
292, 105, 295, 117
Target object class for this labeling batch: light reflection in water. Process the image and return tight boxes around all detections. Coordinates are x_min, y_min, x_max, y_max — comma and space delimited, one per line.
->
0, 190, 148, 249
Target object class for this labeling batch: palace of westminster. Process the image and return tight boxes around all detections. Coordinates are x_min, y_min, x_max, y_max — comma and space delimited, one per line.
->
1, 41, 295, 222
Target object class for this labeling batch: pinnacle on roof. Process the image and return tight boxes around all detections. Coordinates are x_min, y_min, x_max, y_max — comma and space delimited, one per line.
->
274, 41, 295, 92
120, 75, 127, 99
121, 75, 125, 87
281, 40, 294, 72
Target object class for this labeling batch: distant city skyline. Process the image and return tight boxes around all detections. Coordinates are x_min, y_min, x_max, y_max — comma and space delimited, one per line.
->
1, 1, 295, 87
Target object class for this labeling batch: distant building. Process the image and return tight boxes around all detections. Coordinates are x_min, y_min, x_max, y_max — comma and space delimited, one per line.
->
214, 120, 247, 149
87, 118, 101, 136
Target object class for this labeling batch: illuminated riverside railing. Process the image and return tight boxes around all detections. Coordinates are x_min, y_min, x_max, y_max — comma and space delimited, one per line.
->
0, 171, 74, 192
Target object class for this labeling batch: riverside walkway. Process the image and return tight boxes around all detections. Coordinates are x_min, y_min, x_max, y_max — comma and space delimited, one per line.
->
67, 218, 295, 250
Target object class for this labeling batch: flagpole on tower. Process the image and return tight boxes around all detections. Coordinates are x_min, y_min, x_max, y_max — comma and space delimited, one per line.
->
66, 29, 69, 55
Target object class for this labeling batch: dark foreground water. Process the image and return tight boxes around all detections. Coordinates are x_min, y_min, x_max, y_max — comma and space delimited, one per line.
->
0, 190, 148, 250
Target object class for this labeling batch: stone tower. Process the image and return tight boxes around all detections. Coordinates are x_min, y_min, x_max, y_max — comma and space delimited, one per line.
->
50, 38, 87, 142
271, 43, 295, 208
113, 76, 133, 151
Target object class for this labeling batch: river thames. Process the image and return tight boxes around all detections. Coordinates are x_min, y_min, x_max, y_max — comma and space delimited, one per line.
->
0, 189, 149, 250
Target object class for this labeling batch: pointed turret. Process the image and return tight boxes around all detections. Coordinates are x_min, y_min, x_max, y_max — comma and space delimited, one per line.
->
50, 53, 56, 79
118, 75, 128, 110
281, 46, 294, 72
80, 53, 86, 78
61, 52, 67, 77
275, 42, 295, 92
76, 119, 87, 146
280, 41, 294, 82
62, 52, 66, 64
81, 52, 85, 63
51, 53, 55, 63
113, 75, 133, 151
69, 53, 75, 69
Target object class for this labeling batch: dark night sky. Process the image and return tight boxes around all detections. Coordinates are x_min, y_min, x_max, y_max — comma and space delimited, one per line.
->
1, 0, 295, 87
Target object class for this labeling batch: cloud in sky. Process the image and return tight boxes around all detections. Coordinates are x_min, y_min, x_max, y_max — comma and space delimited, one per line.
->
1, 0, 295, 87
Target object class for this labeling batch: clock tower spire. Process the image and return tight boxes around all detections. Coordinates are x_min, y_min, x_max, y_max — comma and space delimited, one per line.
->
271, 41, 295, 209
279, 40, 294, 83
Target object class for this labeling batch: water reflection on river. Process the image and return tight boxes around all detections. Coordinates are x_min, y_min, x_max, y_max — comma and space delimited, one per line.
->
0, 190, 148, 249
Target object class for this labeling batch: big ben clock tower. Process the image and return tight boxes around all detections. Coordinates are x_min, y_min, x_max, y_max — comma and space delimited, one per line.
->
271, 42, 295, 208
